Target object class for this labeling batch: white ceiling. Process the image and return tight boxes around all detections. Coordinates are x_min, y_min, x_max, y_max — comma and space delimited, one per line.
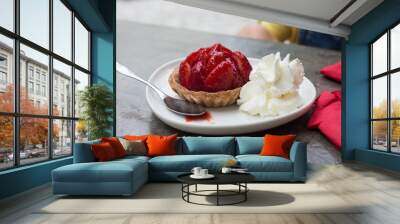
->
226, 0, 352, 21
167, 0, 384, 38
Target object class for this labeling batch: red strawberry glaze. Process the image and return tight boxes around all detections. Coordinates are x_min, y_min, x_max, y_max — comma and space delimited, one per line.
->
185, 111, 212, 123
179, 43, 252, 92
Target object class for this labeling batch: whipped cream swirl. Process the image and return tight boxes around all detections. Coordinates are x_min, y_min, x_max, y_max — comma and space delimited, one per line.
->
237, 52, 304, 116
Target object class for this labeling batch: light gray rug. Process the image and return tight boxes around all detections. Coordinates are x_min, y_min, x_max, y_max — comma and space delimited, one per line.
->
38, 183, 362, 214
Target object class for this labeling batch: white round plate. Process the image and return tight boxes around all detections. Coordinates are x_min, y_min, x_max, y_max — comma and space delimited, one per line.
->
190, 174, 215, 179
146, 58, 316, 135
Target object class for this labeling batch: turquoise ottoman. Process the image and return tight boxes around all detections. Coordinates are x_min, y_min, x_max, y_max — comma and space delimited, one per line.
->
52, 156, 148, 196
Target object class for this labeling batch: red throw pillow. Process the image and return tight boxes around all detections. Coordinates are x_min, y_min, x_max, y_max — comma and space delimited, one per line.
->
307, 91, 341, 150
101, 137, 127, 158
146, 134, 177, 157
91, 142, 117, 162
260, 134, 296, 159
124, 135, 148, 142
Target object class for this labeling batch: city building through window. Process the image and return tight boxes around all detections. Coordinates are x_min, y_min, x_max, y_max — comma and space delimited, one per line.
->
0, 0, 91, 170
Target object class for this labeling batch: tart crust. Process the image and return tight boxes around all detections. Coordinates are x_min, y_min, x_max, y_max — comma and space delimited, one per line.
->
169, 68, 241, 107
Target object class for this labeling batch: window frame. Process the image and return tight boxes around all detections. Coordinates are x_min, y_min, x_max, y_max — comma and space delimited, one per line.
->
370, 21, 400, 154
0, 0, 92, 171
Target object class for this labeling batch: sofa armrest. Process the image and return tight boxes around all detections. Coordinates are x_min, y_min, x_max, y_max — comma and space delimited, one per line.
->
289, 141, 307, 181
73, 141, 99, 163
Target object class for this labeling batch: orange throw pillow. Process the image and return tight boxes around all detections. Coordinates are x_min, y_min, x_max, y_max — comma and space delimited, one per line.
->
259, 134, 296, 159
91, 142, 117, 162
146, 134, 177, 157
101, 137, 127, 158
124, 135, 148, 142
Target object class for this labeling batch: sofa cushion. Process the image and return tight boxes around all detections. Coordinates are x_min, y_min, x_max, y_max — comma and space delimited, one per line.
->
149, 154, 235, 172
118, 155, 150, 162
180, 137, 235, 155
236, 155, 293, 172
53, 158, 147, 183
236, 137, 263, 155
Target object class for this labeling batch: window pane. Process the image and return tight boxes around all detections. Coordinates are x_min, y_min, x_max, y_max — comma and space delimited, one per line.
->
53, 0, 72, 60
20, 117, 49, 165
74, 18, 89, 70
20, 44, 49, 115
372, 33, 387, 76
20, 0, 49, 49
0, 116, 13, 170
75, 120, 88, 143
0, 35, 14, 112
391, 120, 400, 153
391, 24, 400, 70
372, 121, 388, 151
372, 76, 387, 119
53, 119, 72, 158
53, 59, 72, 117
0, 0, 14, 31
74, 69, 89, 118
391, 72, 400, 118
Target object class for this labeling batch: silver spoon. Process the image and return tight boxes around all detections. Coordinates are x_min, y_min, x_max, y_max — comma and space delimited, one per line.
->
116, 62, 206, 116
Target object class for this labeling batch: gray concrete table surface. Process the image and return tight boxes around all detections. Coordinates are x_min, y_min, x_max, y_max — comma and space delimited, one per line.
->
117, 21, 341, 164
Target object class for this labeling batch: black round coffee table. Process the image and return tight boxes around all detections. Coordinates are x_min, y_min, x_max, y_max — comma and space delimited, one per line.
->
177, 173, 255, 206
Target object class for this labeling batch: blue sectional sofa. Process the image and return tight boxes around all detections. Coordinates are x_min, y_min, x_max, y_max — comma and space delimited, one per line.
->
52, 137, 307, 196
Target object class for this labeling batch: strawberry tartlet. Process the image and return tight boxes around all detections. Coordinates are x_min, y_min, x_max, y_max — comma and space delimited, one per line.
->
169, 43, 252, 107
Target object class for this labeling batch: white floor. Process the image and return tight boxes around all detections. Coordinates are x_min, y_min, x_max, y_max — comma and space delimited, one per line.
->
1, 163, 400, 224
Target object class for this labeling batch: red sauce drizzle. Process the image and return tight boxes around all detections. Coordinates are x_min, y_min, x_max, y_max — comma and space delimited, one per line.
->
185, 111, 212, 123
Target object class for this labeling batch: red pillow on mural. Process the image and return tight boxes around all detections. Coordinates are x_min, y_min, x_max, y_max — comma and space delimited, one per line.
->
320, 62, 341, 82
307, 91, 341, 150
